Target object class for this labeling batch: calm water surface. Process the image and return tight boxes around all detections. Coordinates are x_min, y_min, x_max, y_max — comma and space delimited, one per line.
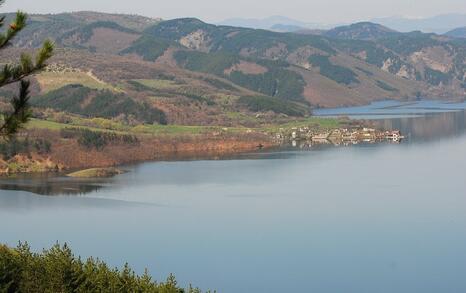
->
2, 100, 466, 293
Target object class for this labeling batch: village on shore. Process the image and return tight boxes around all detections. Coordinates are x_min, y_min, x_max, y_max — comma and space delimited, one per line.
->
274, 126, 404, 148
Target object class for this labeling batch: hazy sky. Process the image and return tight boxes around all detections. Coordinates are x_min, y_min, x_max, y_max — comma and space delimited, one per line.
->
3, 0, 466, 24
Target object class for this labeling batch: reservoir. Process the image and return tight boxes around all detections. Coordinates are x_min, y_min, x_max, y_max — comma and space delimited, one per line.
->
1, 100, 466, 293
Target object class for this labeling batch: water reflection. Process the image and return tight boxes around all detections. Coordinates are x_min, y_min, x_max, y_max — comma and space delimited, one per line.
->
313, 99, 466, 118
0, 174, 108, 196
375, 110, 466, 142
2, 106, 466, 292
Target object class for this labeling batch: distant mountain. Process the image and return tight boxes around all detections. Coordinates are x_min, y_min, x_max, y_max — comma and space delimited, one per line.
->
136, 18, 466, 106
445, 27, 466, 38
4, 11, 466, 125
218, 16, 305, 30
218, 16, 334, 30
372, 14, 466, 34
270, 23, 306, 33
6, 11, 159, 48
324, 22, 399, 40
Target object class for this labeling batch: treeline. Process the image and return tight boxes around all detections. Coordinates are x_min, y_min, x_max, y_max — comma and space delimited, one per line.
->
143, 18, 336, 56
59, 21, 138, 44
424, 67, 451, 86
121, 35, 171, 61
60, 128, 139, 150
308, 54, 359, 85
213, 29, 336, 56
174, 50, 305, 101
174, 51, 238, 76
229, 67, 305, 101
379, 32, 440, 55
0, 138, 51, 160
201, 77, 237, 91
238, 96, 308, 117
0, 243, 210, 293
33, 84, 167, 125
333, 39, 405, 74
376, 80, 398, 92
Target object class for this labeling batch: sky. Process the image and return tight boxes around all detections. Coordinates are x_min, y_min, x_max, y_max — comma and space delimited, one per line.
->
2, 0, 466, 24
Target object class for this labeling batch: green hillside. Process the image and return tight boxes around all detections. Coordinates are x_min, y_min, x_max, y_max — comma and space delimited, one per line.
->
32, 84, 167, 124
3, 11, 466, 125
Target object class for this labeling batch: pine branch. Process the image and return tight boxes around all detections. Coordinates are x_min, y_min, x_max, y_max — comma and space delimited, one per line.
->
0, 79, 32, 138
0, 1, 4, 29
0, 40, 54, 87
0, 4, 54, 138
0, 11, 27, 48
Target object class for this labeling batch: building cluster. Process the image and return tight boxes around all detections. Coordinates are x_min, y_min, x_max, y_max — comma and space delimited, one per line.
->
274, 127, 404, 148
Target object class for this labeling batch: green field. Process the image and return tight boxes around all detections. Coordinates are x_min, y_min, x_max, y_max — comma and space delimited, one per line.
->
264, 117, 341, 132
36, 72, 116, 93
26, 119, 130, 134
26, 116, 341, 137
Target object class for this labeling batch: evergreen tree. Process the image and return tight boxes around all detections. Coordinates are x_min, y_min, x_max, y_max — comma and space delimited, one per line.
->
0, 242, 213, 292
0, 0, 53, 138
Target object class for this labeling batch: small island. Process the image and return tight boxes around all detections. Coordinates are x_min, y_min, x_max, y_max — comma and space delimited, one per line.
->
67, 167, 126, 178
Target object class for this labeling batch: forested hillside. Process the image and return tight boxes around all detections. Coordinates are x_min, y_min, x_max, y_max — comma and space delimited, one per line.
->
2, 11, 466, 127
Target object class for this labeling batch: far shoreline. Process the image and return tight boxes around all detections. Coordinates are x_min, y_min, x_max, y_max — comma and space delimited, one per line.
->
9, 99, 463, 177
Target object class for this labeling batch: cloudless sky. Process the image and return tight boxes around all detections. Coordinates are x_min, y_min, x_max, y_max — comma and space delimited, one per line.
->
2, 0, 466, 24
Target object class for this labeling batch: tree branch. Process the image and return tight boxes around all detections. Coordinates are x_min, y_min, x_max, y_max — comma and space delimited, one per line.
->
0, 79, 31, 138
0, 40, 54, 87
0, 6, 54, 138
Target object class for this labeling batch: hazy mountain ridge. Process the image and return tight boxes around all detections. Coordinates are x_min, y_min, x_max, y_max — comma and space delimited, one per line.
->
323, 22, 399, 40
445, 27, 466, 39
217, 15, 329, 30
220, 14, 466, 35
372, 14, 466, 34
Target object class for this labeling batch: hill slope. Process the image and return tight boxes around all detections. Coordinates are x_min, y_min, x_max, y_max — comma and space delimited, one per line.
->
3, 12, 466, 127
445, 27, 466, 39
372, 14, 466, 34
324, 22, 399, 40
134, 17, 465, 103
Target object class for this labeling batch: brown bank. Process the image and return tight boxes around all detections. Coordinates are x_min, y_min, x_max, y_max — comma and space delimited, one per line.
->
0, 130, 275, 176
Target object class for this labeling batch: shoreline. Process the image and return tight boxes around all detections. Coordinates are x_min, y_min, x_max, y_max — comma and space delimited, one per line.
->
0, 116, 341, 175
0, 131, 278, 176
0, 116, 402, 176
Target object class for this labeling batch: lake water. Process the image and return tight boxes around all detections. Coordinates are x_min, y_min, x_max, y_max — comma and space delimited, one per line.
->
2, 100, 466, 292
313, 99, 466, 119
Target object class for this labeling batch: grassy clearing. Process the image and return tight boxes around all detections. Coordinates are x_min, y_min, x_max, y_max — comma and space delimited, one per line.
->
264, 117, 341, 132
131, 124, 244, 135
225, 111, 260, 124
26, 118, 214, 136
25, 116, 341, 137
132, 79, 181, 90
26, 119, 130, 134
26, 119, 70, 131
36, 72, 115, 93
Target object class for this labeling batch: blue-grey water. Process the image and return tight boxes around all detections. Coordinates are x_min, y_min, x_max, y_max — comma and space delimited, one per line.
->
314, 99, 466, 119
2, 100, 466, 293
